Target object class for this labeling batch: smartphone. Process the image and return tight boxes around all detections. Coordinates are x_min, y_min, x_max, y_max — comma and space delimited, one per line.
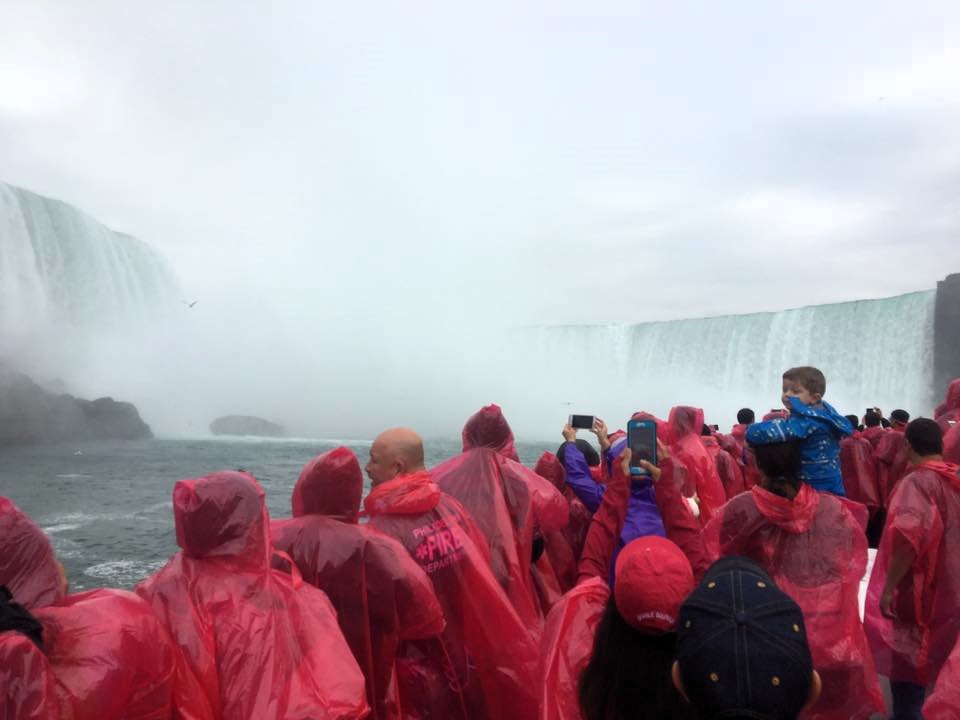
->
627, 419, 657, 476
865, 408, 873, 415
569, 414, 596, 430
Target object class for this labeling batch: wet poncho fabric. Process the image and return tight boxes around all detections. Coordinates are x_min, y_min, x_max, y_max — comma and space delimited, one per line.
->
945, 423, 960, 464
0, 497, 64, 611
864, 461, 960, 686
271, 448, 446, 720
433, 446, 568, 628
461, 404, 520, 461
874, 429, 910, 507
924, 637, 960, 719
34, 589, 212, 720
839, 434, 882, 511
136, 471, 369, 720
365, 471, 540, 720
704, 484, 884, 720
534, 452, 591, 592
745, 397, 853, 496
934, 378, 960, 432
0, 632, 58, 720
702, 434, 745, 500
668, 406, 728, 525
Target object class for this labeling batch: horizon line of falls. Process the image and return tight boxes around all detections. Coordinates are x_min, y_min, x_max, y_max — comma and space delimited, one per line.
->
0, 181, 181, 383
519, 290, 936, 429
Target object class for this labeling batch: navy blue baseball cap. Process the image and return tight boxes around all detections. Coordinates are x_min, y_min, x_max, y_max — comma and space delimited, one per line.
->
675, 556, 814, 720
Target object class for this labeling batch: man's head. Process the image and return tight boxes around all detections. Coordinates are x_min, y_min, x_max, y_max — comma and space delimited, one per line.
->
673, 556, 820, 720
365, 428, 426, 486
844, 414, 860, 430
737, 408, 755, 426
781, 367, 826, 409
890, 409, 910, 429
905, 418, 943, 462
863, 410, 882, 428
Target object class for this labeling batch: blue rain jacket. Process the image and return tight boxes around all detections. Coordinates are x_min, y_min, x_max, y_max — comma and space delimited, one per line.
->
745, 397, 853, 495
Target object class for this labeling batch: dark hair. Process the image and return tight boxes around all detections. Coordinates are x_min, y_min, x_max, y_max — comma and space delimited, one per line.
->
557, 439, 601, 467
844, 415, 859, 429
881, 418, 891, 429
782, 367, 826, 396
864, 411, 881, 428
578, 599, 694, 720
737, 408, 755, 425
0, 586, 44, 650
701, 424, 713, 436
906, 418, 942, 457
891, 409, 910, 424
751, 442, 802, 499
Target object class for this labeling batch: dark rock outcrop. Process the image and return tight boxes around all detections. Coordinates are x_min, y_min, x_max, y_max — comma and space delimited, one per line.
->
210, 415, 285, 437
0, 371, 153, 445
935, 272, 960, 400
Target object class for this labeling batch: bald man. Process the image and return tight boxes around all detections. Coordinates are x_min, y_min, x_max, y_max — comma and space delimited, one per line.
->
364, 427, 426, 486
363, 428, 539, 720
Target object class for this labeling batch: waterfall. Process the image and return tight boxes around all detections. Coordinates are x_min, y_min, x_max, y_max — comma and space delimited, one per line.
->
521, 291, 936, 430
0, 181, 180, 379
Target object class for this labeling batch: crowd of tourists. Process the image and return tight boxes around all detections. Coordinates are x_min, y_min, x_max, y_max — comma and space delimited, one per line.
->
2, 368, 959, 720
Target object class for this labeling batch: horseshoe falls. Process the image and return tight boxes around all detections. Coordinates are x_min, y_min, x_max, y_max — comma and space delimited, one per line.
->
517, 290, 937, 429
0, 181, 180, 382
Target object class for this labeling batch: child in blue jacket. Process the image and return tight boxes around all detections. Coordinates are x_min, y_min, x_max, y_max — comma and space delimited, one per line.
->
746, 366, 853, 495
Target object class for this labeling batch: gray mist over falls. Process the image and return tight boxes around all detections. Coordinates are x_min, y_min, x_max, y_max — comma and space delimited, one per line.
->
0, 180, 941, 442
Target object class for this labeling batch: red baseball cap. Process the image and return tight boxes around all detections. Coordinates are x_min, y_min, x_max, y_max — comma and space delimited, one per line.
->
614, 536, 694, 633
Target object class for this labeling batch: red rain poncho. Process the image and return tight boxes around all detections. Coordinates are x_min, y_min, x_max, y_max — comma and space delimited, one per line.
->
875, 429, 910, 507
0, 632, 58, 720
462, 403, 519, 461
0, 497, 64, 610
839, 434, 881, 512
432, 446, 568, 628
365, 471, 540, 720
703, 434, 746, 500
271, 448, 446, 720
864, 461, 960, 686
668, 407, 727, 526
924, 637, 960, 719
534, 452, 591, 592
136, 471, 368, 720
934, 378, 960, 432
944, 423, 960, 464
704, 484, 884, 720
33, 589, 212, 720
0, 497, 210, 720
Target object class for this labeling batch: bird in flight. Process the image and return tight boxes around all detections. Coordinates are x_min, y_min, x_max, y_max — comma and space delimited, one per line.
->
183, 300, 198, 308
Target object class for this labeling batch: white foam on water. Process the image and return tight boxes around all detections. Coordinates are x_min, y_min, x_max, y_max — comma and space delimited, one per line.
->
55, 473, 91, 479
42, 523, 82, 533
84, 559, 167, 587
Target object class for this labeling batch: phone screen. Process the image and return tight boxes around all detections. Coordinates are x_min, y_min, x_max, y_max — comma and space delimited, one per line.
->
627, 420, 656, 475
570, 414, 595, 430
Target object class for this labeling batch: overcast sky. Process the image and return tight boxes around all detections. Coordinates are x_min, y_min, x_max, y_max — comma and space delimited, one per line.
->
2, 1, 960, 435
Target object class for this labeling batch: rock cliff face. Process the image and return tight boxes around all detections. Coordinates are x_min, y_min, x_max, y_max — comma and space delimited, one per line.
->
209, 415, 285, 437
0, 371, 153, 445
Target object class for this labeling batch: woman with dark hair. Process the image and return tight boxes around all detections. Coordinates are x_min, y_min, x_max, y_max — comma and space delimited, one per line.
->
703, 440, 883, 720
577, 580, 694, 720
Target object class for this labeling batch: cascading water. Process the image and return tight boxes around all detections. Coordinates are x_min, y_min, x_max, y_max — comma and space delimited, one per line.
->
0, 181, 180, 380
519, 290, 935, 431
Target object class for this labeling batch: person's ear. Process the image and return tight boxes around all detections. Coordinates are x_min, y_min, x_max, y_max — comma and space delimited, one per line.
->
812, 392, 823, 404
800, 670, 821, 712
671, 661, 690, 702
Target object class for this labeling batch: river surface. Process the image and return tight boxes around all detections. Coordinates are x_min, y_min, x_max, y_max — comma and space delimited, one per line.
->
0, 436, 555, 591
